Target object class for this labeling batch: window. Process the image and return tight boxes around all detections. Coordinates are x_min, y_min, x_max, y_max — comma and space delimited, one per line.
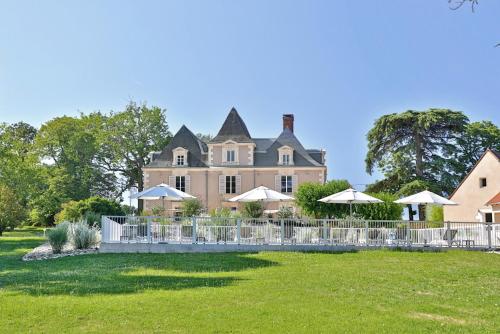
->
225, 176, 236, 194
282, 154, 290, 165
281, 175, 293, 193
226, 150, 235, 163
480, 178, 487, 188
485, 213, 493, 223
175, 176, 185, 192
176, 155, 185, 166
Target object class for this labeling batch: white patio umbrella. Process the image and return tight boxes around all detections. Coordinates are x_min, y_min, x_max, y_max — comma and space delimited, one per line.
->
228, 186, 294, 202
394, 190, 457, 221
394, 190, 457, 206
318, 188, 383, 215
130, 183, 196, 211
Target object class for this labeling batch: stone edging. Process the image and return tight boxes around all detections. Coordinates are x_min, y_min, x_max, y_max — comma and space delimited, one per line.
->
22, 242, 99, 261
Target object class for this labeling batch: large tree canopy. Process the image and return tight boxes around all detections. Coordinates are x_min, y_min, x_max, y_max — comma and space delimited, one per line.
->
366, 109, 499, 203
365, 109, 469, 195
96, 102, 172, 211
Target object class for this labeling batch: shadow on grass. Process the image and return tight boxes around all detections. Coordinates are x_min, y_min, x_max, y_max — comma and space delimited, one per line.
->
0, 241, 277, 296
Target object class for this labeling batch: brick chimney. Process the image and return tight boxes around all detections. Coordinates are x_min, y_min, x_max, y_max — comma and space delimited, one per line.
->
283, 114, 294, 133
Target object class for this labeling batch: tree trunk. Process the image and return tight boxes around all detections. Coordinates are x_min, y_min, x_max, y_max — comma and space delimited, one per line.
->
418, 204, 426, 221
415, 132, 424, 178
407, 204, 414, 221
137, 166, 144, 214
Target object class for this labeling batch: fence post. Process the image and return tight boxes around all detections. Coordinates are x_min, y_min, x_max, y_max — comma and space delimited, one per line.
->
365, 219, 369, 247
446, 221, 452, 247
192, 216, 197, 244
236, 218, 241, 245
486, 221, 492, 250
280, 219, 285, 245
147, 217, 152, 243
322, 220, 328, 245
101, 216, 107, 243
406, 221, 410, 247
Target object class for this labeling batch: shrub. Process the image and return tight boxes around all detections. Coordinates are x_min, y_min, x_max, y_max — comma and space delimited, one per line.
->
295, 180, 351, 218
427, 205, 444, 227
0, 185, 26, 236
210, 207, 232, 218
354, 192, 404, 220
84, 211, 101, 227
70, 222, 99, 249
55, 196, 125, 226
242, 202, 263, 218
151, 206, 165, 216
47, 222, 69, 253
277, 206, 294, 219
183, 199, 203, 217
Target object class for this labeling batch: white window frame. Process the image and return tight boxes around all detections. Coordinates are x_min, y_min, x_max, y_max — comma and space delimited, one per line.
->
225, 175, 237, 194
176, 155, 185, 166
175, 176, 186, 192
278, 146, 294, 165
173, 147, 189, 167
281, 175, 293, 193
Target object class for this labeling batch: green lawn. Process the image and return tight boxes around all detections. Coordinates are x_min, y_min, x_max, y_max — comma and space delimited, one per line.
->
1, 229, 499, 333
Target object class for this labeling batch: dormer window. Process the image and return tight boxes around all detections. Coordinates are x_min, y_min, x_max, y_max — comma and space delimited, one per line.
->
222, 141, 238, 165
282, 154, 291, 165
278, 146, 294, 165
226, 150, 235, 163
177, 155, 185, 166
173, 147, 188, 167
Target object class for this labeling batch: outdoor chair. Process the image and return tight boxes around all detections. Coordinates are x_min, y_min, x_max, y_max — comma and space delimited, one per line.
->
386, 230, 412, 247
282, 224, 297, 244
239, 226, 254, 244
366, 229, 381, 246
428, 229, 459, 247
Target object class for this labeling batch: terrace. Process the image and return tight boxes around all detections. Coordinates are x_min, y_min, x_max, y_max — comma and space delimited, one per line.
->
101, 216, 499, 252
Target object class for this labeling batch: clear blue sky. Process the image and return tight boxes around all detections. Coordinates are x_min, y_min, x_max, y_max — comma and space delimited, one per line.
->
1, 0, 499, 187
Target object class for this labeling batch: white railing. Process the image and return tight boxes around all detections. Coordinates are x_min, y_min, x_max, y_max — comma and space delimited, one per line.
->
101, 216, 497, 249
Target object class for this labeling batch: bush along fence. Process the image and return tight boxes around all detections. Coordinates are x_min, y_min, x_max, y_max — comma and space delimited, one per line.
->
101, 216, 499, 250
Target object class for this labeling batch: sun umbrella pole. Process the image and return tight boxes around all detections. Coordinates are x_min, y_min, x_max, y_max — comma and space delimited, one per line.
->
162, 196, 165, 216
349, 202, 352, 216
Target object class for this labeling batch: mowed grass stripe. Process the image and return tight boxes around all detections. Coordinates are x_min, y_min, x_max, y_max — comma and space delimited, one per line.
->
1, 229, 499, 333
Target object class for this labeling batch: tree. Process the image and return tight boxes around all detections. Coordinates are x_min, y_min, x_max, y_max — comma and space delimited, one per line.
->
0, 122, 42, 207
0, 185, 25, 235
295, 180, 351, 218
35, 115, 116, 200
444, 121, 500, 188
97, 102, 171, 211
182, 198, 203, 217
242, 201, 264, 218
449, 0, 479, 11
55, 196, 125, 225
196, 133, 213, 143
366, 109, 468, 195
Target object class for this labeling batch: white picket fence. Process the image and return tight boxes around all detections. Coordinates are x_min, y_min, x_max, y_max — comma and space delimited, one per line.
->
101, 216, 499, 249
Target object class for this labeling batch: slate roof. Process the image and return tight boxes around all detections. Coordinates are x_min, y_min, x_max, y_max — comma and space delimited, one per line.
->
147, 125, 208, 167
252, 128, 322, 167
146, 108, 325, 168
210, 108, 253, 143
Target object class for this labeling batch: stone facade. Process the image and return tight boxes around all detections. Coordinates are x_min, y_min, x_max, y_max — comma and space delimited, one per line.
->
143, 108, 327, 214
444, 149, 500, 222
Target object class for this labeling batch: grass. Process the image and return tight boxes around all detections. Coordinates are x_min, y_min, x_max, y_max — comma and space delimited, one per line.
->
1, 229, 499, 333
